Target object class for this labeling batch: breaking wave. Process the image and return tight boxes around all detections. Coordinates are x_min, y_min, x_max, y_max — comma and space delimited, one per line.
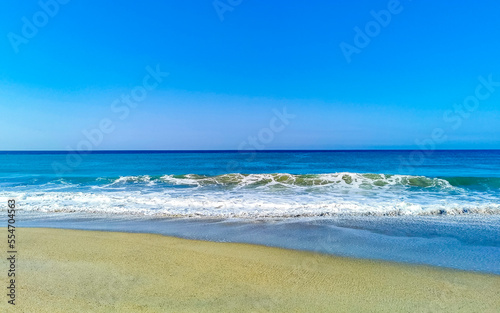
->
7, 172, 500, 191
3, 190, 500, 218
158, 173, 456, 189
2, 172, 499, 218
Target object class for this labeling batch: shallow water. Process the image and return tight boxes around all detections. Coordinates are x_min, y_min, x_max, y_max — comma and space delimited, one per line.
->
2, 150, 500, 273
19, 213, 500, 274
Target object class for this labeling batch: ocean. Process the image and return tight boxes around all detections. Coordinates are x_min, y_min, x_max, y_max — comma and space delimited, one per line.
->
1, 150, 500, 273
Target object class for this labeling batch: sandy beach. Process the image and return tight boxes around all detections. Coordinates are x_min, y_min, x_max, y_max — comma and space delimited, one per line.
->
1, 227, 499, 312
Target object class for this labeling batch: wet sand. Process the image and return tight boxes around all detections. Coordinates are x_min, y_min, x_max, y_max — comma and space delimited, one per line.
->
2, 227, 499, 312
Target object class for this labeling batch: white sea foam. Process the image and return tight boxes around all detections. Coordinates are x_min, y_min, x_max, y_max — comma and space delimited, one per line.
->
116, 172, 458, 190
2, 172, 498, 218
2, 189, 499, 218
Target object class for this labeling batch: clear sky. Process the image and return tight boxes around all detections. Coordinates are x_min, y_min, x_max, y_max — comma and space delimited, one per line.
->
1, 0, 499, 150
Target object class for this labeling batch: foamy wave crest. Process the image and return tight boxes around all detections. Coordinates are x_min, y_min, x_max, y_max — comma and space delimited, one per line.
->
3, 190, 499, 218
6, 173, 498, 192
95, 175, 156, 188
3, 172, 498, 219
157, 173, 455, 189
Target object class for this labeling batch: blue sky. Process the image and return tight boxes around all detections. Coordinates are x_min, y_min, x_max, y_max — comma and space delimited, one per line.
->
1, 0, 499, 150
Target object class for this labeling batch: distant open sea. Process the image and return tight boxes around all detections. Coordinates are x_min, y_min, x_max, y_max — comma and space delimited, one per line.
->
1, 150, 500, 274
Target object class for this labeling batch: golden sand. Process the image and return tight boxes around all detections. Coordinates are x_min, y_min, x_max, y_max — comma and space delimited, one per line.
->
1, 227, 499, 312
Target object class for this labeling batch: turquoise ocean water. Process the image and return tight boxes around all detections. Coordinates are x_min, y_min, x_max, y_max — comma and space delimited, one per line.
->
1, 150, 499, 273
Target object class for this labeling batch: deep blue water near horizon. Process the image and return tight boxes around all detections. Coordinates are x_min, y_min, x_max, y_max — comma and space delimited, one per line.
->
1, 150, 499, 274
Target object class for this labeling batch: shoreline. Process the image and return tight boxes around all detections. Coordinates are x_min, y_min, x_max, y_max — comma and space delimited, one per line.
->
18, 215, 500, 275
2, 227, 499, 312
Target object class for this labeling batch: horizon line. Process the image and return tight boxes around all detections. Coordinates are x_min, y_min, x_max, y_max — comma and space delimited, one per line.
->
1, 149, 499, 153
